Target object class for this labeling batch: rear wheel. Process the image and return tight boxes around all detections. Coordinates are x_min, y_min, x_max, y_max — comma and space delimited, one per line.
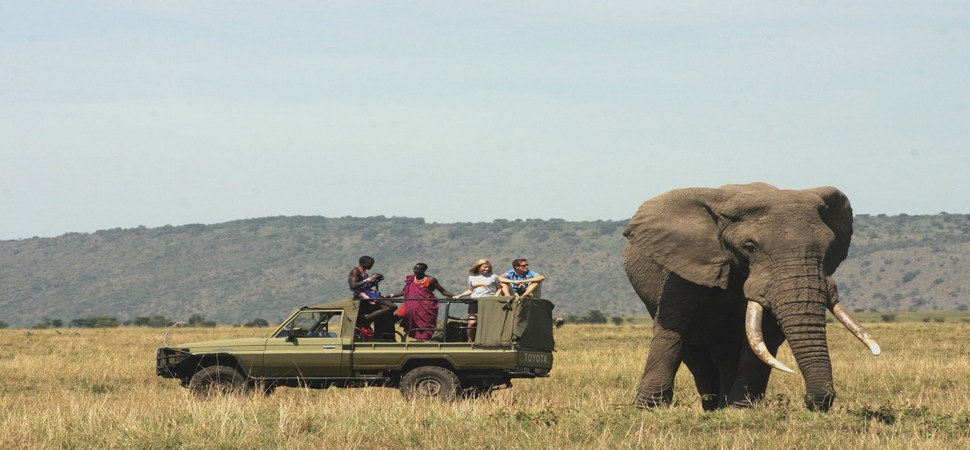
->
188, 365, 248, 398
400, 366, 459, 401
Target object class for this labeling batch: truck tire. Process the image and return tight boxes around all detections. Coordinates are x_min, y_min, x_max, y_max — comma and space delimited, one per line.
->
188, 365, 249, 398
399, 366, 460, 401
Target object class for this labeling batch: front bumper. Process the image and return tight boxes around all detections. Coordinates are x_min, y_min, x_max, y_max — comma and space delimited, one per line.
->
156, 347, 191, 378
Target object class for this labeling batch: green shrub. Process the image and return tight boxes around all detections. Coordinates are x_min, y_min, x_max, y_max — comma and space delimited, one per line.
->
582, 310, 608, 324
244, 318, 270, 327
70, 317, 120, 328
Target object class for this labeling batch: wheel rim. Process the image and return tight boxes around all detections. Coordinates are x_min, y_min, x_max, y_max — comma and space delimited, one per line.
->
414, 377, 443, 397
204, 379, 235, 395
213, 381, 234, 395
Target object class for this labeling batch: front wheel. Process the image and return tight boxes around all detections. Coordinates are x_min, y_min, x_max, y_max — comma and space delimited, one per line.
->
188, 365, 249, 398
399, 366, 459, 401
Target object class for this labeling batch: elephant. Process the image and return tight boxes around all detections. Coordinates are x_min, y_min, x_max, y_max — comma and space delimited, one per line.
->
622, 183, 880, 411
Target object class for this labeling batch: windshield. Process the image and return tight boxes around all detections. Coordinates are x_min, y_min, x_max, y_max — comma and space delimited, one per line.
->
276, 311, 342, 338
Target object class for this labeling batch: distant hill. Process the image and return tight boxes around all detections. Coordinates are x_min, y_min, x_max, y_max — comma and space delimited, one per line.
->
836, 214, 970, 312
1, 214, 968, 327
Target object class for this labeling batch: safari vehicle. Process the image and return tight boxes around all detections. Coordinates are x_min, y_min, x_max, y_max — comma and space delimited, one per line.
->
156, 296, 555, 400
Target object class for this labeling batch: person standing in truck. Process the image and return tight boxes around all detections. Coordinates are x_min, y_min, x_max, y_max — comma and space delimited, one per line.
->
452, 259, 505, 342
386, 263, 457, 341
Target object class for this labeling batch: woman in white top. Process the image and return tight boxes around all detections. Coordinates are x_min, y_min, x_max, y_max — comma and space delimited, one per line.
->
453, 259, 508, 342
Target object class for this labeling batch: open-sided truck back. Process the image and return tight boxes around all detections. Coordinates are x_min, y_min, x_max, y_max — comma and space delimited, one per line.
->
157, 296, 555, 400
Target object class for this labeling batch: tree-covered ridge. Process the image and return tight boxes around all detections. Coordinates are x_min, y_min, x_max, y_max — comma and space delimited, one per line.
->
1, 214, 968, 327
0, 216, 629, 327
839, 214, 970, 312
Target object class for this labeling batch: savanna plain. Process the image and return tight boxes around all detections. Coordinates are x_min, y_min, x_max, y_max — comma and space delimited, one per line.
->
1, 317, 968, 449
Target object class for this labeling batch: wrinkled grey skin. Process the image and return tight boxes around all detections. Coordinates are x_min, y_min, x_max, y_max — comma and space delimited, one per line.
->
622, 183, 853, 411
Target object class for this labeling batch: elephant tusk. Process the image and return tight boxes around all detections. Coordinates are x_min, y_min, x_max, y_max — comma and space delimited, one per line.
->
745, 301, 796, 374
829, 303, 882, 356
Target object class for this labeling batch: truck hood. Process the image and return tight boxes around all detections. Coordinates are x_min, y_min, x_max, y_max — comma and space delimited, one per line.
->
178, 337, 266, 353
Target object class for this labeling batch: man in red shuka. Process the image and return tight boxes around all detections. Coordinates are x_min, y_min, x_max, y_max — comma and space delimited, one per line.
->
386, 263, 456, 341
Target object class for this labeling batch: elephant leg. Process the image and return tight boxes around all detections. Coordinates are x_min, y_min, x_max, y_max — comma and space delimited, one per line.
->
681, 298, 745, 411
634, 272, 706, 409
682, 346, 720, 411
727, 310, 785, 408
636, 327, 683, 408
711, 300, 745, 408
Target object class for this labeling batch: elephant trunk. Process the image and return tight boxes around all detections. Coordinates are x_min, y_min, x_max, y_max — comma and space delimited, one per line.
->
746, 256, 837, 411
773, 296, 835, 411
744, 298, 834, 411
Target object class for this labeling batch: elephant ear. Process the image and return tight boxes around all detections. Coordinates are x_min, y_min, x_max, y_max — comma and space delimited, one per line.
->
807, 186, 853, 275
623, 188, 732, 289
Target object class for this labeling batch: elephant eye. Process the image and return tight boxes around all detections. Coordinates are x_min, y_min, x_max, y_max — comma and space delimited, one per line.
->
742, 242, 759, 253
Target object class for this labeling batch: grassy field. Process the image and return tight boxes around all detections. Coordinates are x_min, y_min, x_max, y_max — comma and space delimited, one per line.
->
1, 320, 968, 449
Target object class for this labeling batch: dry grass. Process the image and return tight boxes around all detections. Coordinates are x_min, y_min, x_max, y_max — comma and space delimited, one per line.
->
1, 321, 968, 449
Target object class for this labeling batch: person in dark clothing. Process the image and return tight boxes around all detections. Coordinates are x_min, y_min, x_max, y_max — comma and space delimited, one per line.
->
348, 256, 396, 340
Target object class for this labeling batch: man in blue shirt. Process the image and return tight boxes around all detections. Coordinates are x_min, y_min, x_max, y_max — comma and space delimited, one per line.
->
500, 258, 545, 298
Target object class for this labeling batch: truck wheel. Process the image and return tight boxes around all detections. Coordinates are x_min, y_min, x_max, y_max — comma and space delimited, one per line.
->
400, 366, 459, 401
188, 365, 248, 398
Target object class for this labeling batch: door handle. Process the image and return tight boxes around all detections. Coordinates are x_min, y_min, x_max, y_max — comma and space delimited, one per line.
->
323, 345, 335, 349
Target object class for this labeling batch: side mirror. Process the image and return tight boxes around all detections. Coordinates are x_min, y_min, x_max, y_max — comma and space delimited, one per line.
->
285, 327, 304, 343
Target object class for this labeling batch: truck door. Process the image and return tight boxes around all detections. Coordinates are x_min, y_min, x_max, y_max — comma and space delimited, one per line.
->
261, 310, 350, 379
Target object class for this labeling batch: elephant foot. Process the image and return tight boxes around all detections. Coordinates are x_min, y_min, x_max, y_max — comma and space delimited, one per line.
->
634, 397, 669, 409
634, 389, 673, 409
805, 393, 835, 412
728, 398, 756, 409
726, 389, 765, 409
700, 394, 721, 411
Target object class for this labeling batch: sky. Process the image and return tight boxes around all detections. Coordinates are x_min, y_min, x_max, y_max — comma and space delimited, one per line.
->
1, 1, 968, 241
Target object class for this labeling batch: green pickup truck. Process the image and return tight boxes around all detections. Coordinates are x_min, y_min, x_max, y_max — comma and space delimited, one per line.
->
156, 296, 555, 400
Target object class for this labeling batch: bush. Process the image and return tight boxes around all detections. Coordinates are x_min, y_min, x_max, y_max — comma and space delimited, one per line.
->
125, 316, 173, 327
582, 310, 608, 324
881, 314, 897, 322
187, 314, 217, 328
610, 316, 624, 326
0, 321, 8, 329
32, 317, 64, 329
70, 317, 120, 328
244, 318, 270, 328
